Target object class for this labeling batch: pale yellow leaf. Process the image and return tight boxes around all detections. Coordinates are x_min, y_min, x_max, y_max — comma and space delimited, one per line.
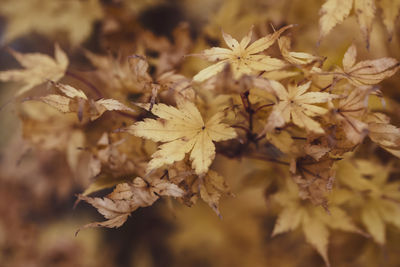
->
378, 0, 400, 39
54, 82, 87, 100
272, 205, 304, 236
39, 94, 71, 113
129, 99, 236, 175
319, 0, 353, 42
361, 204, 386, 244
302, 215, 330, 266
354, 0, 376, 48
95, 99, 135, 113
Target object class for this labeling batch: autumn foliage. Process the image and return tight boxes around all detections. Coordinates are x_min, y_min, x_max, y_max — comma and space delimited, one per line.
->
1, 0, 400, 266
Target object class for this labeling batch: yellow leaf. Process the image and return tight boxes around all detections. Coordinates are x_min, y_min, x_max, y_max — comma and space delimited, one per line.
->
192, 25, 293, 82
266, 80, 337, 134
361, 203, 386, 244
319, 0, 353, 43
272, 178, 363, 266
53, 82, 87, 100
39, 82, 135, 121
199, 170, 231, 217
271, 205, 304, 236
354, 0, 376, 48
331, 88, 369, 144
278, 36, 324, 65
39, 94, 71, 113
368, 122, 400, 157
302, 214, 330, 266
83, 175, 134, 196
95, 99, 135, 114
128, 97, 237, 175
337, 159, 400, 244
337, 44, 399, 86
378, 0, 400, 40
0, 44, 68, 96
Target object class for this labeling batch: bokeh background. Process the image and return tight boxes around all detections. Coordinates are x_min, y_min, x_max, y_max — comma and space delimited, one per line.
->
0, 0, 400, 266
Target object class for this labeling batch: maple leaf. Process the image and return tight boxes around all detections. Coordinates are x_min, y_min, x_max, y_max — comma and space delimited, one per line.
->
278, 36, 324, 66
192, 25, 293, 82
354, 0, 376, 48
199, 170, 232, 217
319, 0, 375, 47
337, 160, 400, 244
0, 44, 68, 96
78, 177, 184, 229
39, 82, 135, 122
290, 155, 337, 206
272, 178, 364, 267
265, 80, 337, 134
335, 44, 399, 86
366, 113, 400, 158
378, 0, 400, 40
128, 97, 237, 175
329, 87, 370, 144
319, 0, 353, 44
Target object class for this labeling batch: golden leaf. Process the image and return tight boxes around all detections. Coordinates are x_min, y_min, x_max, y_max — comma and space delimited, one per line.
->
199, 170, 232, 217
319, 0, 353, 43
278, 36, 324, 66
330, 88, 370, 144
40, 82, 135, 121
378, 0, 400, 40
192, 25, 293, 82
265, 80, 337, 134
272, 178, 363, 266
128, 97, 237, 175
337, 160, 400, 244
354, 0, 376, 48
336, 44, 399, 86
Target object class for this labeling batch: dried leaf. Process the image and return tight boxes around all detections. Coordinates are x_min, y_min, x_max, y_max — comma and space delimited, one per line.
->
199, 170, 231, 217
79, 177, 184, 229
337, 44, 399, 86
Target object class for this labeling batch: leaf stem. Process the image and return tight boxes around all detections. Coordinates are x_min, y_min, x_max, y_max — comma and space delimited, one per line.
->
66, 70, 103, 100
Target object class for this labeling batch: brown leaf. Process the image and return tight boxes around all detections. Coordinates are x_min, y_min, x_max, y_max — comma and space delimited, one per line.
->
79, 177, 184, 229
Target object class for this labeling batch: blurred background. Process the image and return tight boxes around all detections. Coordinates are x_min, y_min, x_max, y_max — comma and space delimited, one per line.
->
0, 0, 400, 266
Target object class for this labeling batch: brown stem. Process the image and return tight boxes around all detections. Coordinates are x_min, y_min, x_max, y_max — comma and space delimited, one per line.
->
254, 103, 275, 113
246, 154, 290, 166
240, 90, 253, 131
66, 70, 103, 100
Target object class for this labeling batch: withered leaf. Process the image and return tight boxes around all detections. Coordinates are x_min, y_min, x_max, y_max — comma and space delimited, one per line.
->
79, 177, 184, 229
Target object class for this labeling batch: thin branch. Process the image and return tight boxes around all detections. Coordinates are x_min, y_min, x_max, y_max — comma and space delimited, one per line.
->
66, 70, 103, 100
246, 154, 290, 166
